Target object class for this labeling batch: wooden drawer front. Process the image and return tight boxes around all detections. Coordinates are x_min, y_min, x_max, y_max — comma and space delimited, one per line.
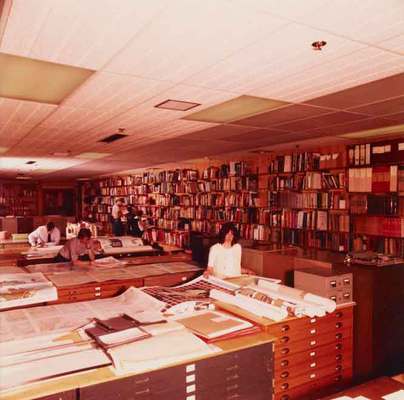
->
276, 337, 352, 372
34, 391, 76, 400
275, 328, 352, 359
275, 358, 352, 393
274, 368, 352, 400
80, 365, 186, 400
275, 350, 351, 381
143, 271, 198, 287
267, 307, 353, 341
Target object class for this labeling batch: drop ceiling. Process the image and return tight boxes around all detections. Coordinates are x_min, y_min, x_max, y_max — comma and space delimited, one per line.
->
0, 0, 403, 180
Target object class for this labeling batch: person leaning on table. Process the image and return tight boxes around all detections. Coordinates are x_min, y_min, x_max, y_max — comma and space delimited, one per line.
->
28, 221, 61, 247
54, 228, 96, 267
204, 222, 253, 279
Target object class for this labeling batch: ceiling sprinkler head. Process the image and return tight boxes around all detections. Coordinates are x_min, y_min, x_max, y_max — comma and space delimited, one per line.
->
312, 40, 327, 51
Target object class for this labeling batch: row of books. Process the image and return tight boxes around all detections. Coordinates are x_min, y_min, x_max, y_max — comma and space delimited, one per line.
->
142, 228, 190, 248
281, 229, 349, 252
348, 166, 398, 193
270, 210, 349, 232
348, 140, 404, 166
353, 215, 404, 238
269, 151, 344, 173
190, 220, 270, 241
352, 235, 404, 258
269, 172, 346, 191
269, 191, 347, 210
350, 194, 402, 216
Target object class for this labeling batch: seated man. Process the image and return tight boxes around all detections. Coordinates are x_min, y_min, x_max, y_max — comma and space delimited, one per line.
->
28, 222, 61, 247
54, 228, 96, 267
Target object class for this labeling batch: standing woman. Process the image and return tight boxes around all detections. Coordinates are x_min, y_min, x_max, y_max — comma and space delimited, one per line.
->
204, 222, 245, 279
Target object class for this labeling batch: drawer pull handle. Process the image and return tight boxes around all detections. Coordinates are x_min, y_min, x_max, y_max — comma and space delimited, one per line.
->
330, 280, 337, 288
336, 333, 343, 340
343, 278, 350, 285
310, 351, 316, 357
335, 375, 342, 382
310, 328, 316, 334
310, 362, 316, 368
281, 325, 290, 332
226, 384, 239, 391
281, 336, 290, 343
336, 312, 343, 318
336, 322, 343, 329
343, 293, 350, 299
310, 373, 316, 379
330, 296, 337, 301
310, 340, 317, 346
226, 365, 239, 372
135, 377, 150, 384
135, 389, 150, 395
281, 348, 290, 355
280, 360, 289, 367
281, 383, 289, 390
280, 371, 289, 378
335, 365, 342, 371
335, 343, 343, 350
336, 354, 342, 361
310, 318, 317, 324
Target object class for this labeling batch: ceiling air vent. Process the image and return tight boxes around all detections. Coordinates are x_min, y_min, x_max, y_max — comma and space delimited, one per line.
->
155, 99, 201, 111
99, 130, 128, 143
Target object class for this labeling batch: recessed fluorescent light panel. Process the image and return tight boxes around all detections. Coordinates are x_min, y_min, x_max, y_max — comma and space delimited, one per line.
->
155, 99, 201, 111
99, 134, 128, 143
339, 123, 404, 139
0, 52, 95, 104
183, 95, 288, 123
75, 152, 112, 159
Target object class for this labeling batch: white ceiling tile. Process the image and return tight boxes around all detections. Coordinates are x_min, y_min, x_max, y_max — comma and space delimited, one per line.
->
293, 0, 404, 45
1, 0, 168, 69
105, 0, 288, 82
63, 72, 174, 111
184, 23, 366, 94
252, 46, 404, 102
376, 34, 404, 55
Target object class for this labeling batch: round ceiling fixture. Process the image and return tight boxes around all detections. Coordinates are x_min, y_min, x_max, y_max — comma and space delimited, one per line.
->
312, 40, 327, 51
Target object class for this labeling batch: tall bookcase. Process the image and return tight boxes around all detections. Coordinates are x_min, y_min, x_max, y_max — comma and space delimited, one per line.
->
348, 139, 404, 258
266, 148, 350, 252
82, 161, 269, 248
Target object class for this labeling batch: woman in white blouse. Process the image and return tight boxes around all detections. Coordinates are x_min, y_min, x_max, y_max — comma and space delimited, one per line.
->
204, 223, 252, 279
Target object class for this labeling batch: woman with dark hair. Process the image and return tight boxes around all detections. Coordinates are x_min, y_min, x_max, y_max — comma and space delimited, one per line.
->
204, 222, 243, 278
126, 206, 144, 237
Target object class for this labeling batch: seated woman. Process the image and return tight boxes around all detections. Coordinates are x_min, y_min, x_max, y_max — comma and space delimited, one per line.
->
54, 228, 96, 267
204, 222, 253, 279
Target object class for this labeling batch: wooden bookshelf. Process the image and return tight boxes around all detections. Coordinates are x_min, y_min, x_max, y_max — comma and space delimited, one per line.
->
266, 148, 350, 253
0, 182, 38, 217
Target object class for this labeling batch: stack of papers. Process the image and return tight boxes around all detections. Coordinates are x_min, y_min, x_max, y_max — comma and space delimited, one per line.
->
175, 310, 253, 340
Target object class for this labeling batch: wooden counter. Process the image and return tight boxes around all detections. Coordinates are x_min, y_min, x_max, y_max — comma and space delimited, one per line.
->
242, 246, 404, 382
0, 332, 275, 400
217, 300, 354, 400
